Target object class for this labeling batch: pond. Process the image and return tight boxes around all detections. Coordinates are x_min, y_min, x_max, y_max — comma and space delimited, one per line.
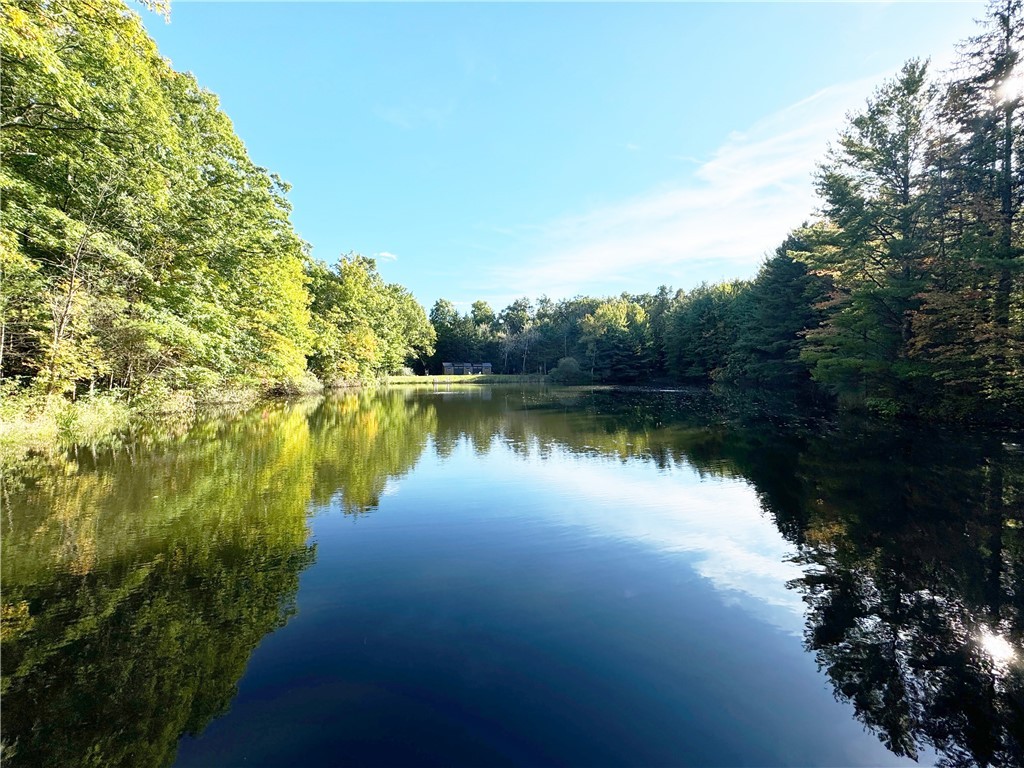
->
2, 386, 1021, 767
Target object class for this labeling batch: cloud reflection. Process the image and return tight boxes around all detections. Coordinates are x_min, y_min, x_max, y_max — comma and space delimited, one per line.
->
497, 445, 807, 635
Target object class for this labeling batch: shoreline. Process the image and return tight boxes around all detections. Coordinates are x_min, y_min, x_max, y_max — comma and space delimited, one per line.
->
4, 377, 1020, 466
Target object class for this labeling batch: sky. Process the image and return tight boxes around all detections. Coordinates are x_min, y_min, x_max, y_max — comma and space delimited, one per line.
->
143, 1, 985, 312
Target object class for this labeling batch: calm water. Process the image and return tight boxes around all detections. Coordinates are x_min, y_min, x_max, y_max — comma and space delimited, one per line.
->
2, 386, 1021, 767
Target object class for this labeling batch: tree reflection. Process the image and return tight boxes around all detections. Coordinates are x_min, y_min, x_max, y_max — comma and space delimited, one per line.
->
1, 391, 443, 767
2, 402, 322, 767
787, 428, 1024, 767
307, 389, 437, 514
2, 386, 1022, 767
421, 388, 1024, 766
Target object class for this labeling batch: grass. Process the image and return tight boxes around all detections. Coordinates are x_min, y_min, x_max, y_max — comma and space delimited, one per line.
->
0, 388, 133, 465
0, 372, 549, 464
0, 381, 265, 466
384, 373, 549, 385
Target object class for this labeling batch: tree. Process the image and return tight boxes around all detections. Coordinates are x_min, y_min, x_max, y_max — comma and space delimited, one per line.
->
470, 300, 496, 333
912, 0, 1024, 417
665, 282, 746, 382
497, 298, 534, 373
719, 234, 827, 391
428, 299, 479, 372
580, 298, 651, 382
309, 255, 431, 382
801, 61, 934, 413
0, 0, 320, 394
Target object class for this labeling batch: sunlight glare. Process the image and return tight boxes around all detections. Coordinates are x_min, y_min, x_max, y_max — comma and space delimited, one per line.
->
998, 67, 1024, 103
978, 628, 1017, 665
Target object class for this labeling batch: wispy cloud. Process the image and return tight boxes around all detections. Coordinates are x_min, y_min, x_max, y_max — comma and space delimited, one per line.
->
375, 251, 399, 262
488, 446, 806, 635
374, 99, 456, 131
486, 76, 881, 299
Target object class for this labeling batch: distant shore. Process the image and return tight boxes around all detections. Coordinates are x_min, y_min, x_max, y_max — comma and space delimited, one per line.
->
0, 375, 556, 463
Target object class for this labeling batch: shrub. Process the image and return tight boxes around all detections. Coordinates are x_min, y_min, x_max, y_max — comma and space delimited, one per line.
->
549, 357, 587, 384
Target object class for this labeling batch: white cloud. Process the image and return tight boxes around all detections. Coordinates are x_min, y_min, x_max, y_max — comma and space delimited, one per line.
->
375, 251, 399, 261
486, 76, 882, 298
374, 105, 413, 131
374, 99, 456, 131
477, 444, 807, 635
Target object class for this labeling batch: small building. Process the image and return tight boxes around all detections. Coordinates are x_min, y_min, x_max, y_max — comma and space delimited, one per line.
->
441, 362, 493, 375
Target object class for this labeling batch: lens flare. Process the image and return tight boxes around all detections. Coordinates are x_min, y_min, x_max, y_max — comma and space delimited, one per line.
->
978, 628, 1016, 665
998, 69, 1024, 103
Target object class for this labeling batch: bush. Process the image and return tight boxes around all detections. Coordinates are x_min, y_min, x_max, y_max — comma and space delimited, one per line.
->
0, 384, 132, 463
132, 379, 197, 415
269, 371, 324, 397
549, 357, 587, 384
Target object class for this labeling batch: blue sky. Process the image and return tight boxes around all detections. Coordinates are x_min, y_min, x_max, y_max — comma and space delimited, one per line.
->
144, 1, 983, 312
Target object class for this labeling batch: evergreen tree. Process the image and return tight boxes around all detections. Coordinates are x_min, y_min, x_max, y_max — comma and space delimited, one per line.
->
665, 282, 747, 382
911, 0, 1024, 418
801, 61, 934, 414
719, 235, 827, 391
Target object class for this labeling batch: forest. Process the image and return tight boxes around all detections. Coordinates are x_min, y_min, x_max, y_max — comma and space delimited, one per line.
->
1, 0, 1022, 425
428, 3, 1024, 424
0, 0, 436, 406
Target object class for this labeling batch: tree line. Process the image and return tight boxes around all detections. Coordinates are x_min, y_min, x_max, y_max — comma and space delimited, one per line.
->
429, 1, 1023, 423
0, 0, 436, 401
3, 0, 1020, 424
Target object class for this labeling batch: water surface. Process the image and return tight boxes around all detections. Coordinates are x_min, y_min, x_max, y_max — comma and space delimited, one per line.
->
2, 386, 1021, 766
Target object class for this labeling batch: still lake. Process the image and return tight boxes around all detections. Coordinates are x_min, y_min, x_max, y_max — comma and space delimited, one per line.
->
2, 386, 1021, 767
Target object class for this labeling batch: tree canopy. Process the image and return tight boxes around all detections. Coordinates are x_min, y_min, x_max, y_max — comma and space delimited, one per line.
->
0, 0, 433, 399
427, 1, 1022, 425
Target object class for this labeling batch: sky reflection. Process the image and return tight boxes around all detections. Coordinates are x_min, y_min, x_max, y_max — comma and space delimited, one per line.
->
420, 438, 807, 635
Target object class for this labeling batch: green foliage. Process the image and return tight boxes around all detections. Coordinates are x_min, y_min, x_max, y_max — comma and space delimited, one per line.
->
470, 300, 497, 332
1, 0, 312, 392
665, 282, 747, 382
429, 15, 1021, 424
580, 297, 652, 382
427, 298, 492, 372
718, 239, 827, 391
549, 356, 587, 384
0, 384, 135, 464
308, 255, 434, 384
794, 10, 1024, 422
0, 0, 432, 405
4, 0, 1020, 424
799, 62, 934, 413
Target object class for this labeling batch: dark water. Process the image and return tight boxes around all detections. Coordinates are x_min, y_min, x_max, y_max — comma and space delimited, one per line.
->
2, 386, 1022, 767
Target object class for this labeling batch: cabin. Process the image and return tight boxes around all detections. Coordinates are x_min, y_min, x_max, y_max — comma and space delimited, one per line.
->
441, 362, 493, 375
